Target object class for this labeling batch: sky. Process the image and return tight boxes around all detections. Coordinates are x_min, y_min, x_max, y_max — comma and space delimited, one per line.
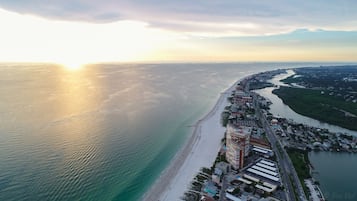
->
0, 0, 357, 65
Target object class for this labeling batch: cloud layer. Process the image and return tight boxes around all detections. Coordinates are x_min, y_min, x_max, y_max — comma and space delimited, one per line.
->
1, 0, 357, 36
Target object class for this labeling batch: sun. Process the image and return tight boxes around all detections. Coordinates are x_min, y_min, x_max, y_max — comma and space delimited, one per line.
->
59, 61, 86, 70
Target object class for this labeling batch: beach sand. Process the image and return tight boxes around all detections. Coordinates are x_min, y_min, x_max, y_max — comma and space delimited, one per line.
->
143, 80, 240, 201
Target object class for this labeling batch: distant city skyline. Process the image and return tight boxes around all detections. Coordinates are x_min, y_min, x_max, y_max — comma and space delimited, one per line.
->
0, 1, 357, 66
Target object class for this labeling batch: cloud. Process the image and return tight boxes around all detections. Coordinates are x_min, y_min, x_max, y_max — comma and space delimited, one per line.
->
1, 0, 357, 36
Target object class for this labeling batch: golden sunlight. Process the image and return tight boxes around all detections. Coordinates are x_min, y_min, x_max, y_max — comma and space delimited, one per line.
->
60, 61, 85, 70
0, 9, 178, 63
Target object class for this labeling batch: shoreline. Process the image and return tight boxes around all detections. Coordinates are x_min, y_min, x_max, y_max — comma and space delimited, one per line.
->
143, 66, 357, 201
142, 77, 247, 201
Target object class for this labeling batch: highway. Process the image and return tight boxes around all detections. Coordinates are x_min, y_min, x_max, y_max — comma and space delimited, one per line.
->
252, 92, 307, 201
216, 81, 307, 201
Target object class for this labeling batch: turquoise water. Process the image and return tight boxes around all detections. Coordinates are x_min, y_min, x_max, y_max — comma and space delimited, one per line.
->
0, 63, 341, 201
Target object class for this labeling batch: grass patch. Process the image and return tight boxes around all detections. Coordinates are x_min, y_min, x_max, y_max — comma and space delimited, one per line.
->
286, 148, 310, 196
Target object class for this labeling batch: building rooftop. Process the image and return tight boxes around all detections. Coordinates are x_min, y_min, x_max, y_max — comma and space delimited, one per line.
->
226, 192, 242, 201
247, 168, 280, 182
227, 123, 251, 137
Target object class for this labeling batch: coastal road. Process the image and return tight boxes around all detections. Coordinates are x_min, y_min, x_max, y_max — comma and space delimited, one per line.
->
253, 93, 307, 201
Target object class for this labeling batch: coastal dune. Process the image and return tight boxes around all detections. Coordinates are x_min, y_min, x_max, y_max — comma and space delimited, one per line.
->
143, 80, 241, 201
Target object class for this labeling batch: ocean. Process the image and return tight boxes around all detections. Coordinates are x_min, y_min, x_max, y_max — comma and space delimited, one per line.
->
0, 62, 344, 201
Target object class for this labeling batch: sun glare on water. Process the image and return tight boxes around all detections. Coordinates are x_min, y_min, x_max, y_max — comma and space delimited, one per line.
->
60, 61, 86, 70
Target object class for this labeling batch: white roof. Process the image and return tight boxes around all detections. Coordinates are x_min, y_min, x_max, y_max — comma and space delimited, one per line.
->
247, 168, 279, 182
260, 160, 275, 167
251, 165, 278, 176
243, 174, 260, 182
256, 163, 277, 171
253, 146, 272, 152
238, 177, 252, 185
255, 184, 275, 193
252, 148, 268, 154
263, 182, 277, 189
226, 192, 242, 201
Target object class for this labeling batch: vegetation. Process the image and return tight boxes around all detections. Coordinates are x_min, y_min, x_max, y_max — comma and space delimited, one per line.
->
191, 181, 202, 191
181, 192, 199, 201
221, 136, 226, 146
289, 174, 299, 201
249, 81, 274, 90
246, 108, 255, 115
287, 148, 310, 180
286, 148, 311, 196
214, 153, 228, 165
221, 111, 230, 127
244, 186, 253, 193
232, 187, 240, 195
201, 167, 212, 175
210, 151, 228, 173
273, 86, 357, 131
227, 96, 233, 104
195, 174, 207, 183
340, 133, 354, 141
282, 66, 357, 89
182, 167, 212, 201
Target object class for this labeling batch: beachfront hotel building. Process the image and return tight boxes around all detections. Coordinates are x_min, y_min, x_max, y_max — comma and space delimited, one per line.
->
232, 90, 253, 105
226, 123, 251, 169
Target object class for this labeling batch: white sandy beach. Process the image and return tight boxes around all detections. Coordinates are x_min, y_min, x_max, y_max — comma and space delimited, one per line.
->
143, 79, 242, 201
